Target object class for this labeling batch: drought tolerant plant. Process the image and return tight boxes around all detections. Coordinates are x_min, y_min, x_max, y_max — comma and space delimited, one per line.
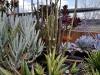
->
0, 60, 35, 75
70, 62, 79, 74
0, 49, 67, 75
85, 68, 100, 75
84, 51, 100, 74
0, 13, 13, 70
94, 34, 100, 50
75, 35, 95, 50
45, 49, 67, 75
20, 60, 31, 75
38, 0, 60, 51
0, 67, 13, 75
18, 15, 44, 63
34, 63, 44, 75
0, 12, 44, 74
20, 61, 44, 75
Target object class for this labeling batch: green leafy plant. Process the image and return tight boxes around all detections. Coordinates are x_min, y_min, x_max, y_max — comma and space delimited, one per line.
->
34, 63, 44, 75
0, 67, 13, 75
85, 67, 100, 75
20, 60, 31, 75
0, 61, 35, 75
45, 49, 67, 75
70, 62, 79, 74
84, 51, 100, 74
90, 68, 100, 75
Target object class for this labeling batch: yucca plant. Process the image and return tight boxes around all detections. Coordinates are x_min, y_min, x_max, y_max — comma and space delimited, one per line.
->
45, 49, 67, 75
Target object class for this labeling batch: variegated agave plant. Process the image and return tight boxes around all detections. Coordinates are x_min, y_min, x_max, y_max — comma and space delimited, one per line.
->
0, 12, 44, 73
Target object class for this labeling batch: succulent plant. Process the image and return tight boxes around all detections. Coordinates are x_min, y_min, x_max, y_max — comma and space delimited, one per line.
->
0, 60, 35, 75
94, 34, 100, 50
34, 63, 44, 75
0, 12, 44, 73
75, 35, 95, 50
45, 49, 67, 75
96, 34, 100, 40
83, 51, 100, 75
70, 62, 79, 74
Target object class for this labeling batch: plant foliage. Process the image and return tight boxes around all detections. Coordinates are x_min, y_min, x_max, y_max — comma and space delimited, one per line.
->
45, 49, 67, 75
85, 51, 100, 74
0, 12, 44, 74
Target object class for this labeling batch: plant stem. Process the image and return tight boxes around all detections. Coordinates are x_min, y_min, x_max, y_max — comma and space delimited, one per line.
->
68, 0, 77, 42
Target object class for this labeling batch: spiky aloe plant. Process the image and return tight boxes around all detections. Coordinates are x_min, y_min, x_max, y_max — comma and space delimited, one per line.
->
45, 49, 67, 75
34, 63, 44, 75
0, 12, 44, 74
